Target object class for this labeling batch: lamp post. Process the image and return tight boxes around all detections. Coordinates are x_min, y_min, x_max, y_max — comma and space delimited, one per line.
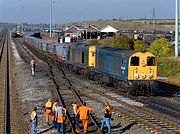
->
175, 0, 179, 58
21, 6, 24, 33
53, 0, 55, 35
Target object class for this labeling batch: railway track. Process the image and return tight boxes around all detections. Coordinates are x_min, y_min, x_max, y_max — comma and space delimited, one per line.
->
0, 32, 11, 134
15, 38, 180, 134
137, 96, 180, 119
71, 81, 180, 134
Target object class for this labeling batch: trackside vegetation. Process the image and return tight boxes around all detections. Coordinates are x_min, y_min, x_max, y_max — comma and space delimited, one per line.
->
150, 38, 174, 57
134, 40, 146, 51
111, 35, 134, 49
150, 38, 179, 85
157, 58, 180, 85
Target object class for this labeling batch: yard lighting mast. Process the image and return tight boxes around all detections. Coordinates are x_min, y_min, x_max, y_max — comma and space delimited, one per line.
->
50, 0, 52, 37
53, 0, 55, 35
21, 6, 24, 33
175, 0, 179, 58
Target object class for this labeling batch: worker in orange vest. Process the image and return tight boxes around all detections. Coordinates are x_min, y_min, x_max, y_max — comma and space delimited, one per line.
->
56, 102, 67, 133
104, 101, 112, 114
31, 107, 38, 134
45, 99, 53, 125
52, 100, 59, 128
76, 102, 92, 134
100, 101, 113, 134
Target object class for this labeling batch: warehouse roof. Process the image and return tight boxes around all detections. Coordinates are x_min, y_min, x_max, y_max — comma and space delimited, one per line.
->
100, 25, 118, 33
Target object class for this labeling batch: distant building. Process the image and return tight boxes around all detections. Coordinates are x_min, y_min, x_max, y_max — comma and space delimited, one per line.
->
64, 25, 84, 39
100, 25, 118, 38
85, 25, 100, 39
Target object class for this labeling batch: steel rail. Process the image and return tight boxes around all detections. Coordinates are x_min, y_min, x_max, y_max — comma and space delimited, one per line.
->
4, 32, 11, 134
0, 34, 5, 62
47, 62, 76, 134
59, 66, 102, 131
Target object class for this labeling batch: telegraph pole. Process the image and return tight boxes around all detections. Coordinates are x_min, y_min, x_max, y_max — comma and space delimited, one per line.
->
50, 0, 52, 37
175, 0, 179, 58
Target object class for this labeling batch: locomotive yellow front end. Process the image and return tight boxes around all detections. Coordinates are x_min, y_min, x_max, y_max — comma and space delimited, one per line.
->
128, 52, 157, 81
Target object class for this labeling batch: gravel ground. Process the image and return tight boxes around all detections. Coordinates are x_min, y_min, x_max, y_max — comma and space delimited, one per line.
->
10, 39, 152, 134
10, 40, 59, 134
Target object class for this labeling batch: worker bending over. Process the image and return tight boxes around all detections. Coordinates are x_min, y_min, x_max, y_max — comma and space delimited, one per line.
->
71, 102, 80, 132
76, 102, 92, 134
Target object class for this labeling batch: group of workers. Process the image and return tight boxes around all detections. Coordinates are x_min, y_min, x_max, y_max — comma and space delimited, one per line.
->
30, 58, 113, 134
31, 99, 113, 134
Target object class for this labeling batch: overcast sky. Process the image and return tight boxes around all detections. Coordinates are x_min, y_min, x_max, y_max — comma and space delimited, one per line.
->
0, 0, 177, 24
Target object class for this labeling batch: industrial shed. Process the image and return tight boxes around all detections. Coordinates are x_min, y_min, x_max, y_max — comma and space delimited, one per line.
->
100, 25, 118, 38
85, 25, 100, 39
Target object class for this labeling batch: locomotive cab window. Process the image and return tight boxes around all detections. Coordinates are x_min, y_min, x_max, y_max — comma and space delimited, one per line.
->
81, 52, 84, 64
147, 56, 155, 66
130, 56, 139, 66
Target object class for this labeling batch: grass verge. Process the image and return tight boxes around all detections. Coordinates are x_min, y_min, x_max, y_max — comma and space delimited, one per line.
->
157, 57, 180, 85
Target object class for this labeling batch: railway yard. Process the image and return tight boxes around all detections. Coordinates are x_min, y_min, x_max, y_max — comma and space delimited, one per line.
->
0, 31, 179, 134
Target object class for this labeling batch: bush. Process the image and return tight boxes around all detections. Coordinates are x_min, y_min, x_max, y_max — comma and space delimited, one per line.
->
99, 39, 111, 47
87, 39, 101, 45
150, 38, 174, 57
134, 40, 146, 51
110, 35, 134, 49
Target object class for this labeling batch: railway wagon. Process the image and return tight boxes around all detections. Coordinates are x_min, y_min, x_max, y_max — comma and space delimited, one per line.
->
24, 35, 71, 61
66, 43, 96, 74
48, 43, 69, 61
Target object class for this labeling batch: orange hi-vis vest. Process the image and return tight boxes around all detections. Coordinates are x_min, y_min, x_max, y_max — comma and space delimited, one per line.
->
31, 110, 37, 126
31, 111, 37, 121
77, 106, 92, 120
56, 107, 65, 123
105, 105, 112, 114
45, 101, 52, 114
52, 102, 58, 112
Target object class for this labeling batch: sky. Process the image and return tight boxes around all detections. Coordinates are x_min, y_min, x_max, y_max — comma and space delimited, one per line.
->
0, 0, 177, 24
